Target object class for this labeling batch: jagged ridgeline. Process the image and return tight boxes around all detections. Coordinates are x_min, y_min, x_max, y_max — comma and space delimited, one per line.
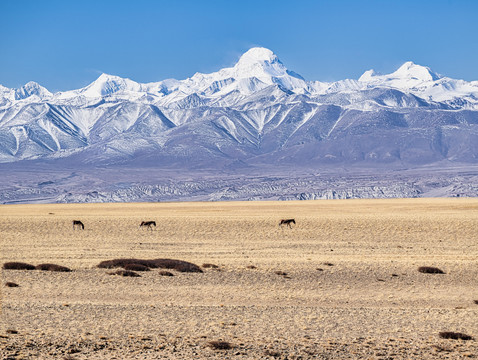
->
1, 47, 478, 167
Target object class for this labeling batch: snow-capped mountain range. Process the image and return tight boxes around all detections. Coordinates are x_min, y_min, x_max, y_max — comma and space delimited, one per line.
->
1, 47, 478, 168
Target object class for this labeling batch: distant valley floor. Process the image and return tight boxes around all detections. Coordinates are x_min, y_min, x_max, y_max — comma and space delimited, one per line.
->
1, 162, 478, 204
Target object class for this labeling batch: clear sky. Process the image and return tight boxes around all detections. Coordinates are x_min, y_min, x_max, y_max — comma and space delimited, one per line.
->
1, 0, 477, 91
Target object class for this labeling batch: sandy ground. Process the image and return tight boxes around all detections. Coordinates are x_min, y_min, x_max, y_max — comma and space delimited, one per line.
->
1, 198, 478, 359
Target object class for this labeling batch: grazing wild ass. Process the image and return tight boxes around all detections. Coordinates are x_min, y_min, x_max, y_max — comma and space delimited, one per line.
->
140, 221, 156, 231
279, 219, 296, 228
72, 220, 85, 230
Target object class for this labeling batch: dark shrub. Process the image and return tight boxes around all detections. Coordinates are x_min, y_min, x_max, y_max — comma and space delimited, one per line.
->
158, 271, 174, 276
98, 258, 202, 273
123, 263, 150, 272
264, 349, 281, 357
275, 271, 287, 276
98, 258, 157, 269
5, 282, 19, 287
36, 264, 71, 272
474, 300, 478, 305
439, 332, 473, 340
246, 265, 257, 269
108, 270, 141, 277
152, 259, 203, 273
202, 263, 219, 269
3, 262, 35, 270
418, 266, 445, 274
207, 341, 233, 350
431, 344, 452, 352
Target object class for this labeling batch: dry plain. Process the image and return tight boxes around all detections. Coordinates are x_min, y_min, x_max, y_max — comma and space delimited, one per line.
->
1, 198, 478, 359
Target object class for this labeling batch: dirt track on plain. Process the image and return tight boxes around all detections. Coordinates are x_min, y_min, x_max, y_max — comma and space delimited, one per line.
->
1, 199, 478, 359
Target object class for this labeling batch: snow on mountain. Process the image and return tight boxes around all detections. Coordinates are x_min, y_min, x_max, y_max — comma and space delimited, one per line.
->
0, 82, 52, 108
229, 47, 308, 92
15, 81, 52, 100
55, 73, 145, 100
359, 61, 478, 106
155, 47, 310, 101
1, 47, 478, 169
360, 61, 440, 84
2, 48, 478, 108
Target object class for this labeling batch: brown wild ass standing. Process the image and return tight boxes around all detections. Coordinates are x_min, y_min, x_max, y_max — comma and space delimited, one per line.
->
140, 221, 156, 231
279, 219, 296, 228
72, 220, 84, 230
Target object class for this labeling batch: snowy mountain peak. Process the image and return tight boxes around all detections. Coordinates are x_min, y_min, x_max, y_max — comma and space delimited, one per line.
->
237, 47, 278, 64
81, 73, 142, 97
95, 73, 120, 82
356, 61, 453, 101
179, 47, 308, 97
233, 47, 289, 79
358, 69, 378, 82
93, 73, 129, 86
360, 62, 440, 84
392, 61, 440, 81
14, 81, 52, 100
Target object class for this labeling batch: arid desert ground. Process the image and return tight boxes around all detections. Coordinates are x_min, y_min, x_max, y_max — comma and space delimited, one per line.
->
1, 199, 478, 359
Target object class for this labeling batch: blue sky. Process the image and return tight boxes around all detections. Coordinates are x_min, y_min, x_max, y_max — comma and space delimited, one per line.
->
1, 0, 477, 91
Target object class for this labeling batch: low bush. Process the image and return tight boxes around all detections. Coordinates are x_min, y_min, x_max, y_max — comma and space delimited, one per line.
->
152, 259, 203, 273
439, 332, 473, 340
264, 349, 281, 357
123, 263, 150, 272
418, 266, 445, 274
5, 282, 19, 287
158, 270, 174, 276
98, 258, 157, 269
36, 264, 71, 272
108, 270, 141, 277
98, 258, 202, 273
202, 263, 219, 269
3, 262, 35, 270
207, 341, 233, 350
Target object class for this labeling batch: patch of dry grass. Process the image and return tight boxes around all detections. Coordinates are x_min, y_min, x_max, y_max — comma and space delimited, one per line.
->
207, 340, 233, 350
264, 349, 281, 357
158, 270, 174, 276
108, 270, 141, 277
439, 332, 474, 340
36, 263, 71, 272
418, 266, 445, 274
3, 262, 35, 270
98, 258, 202, 273
202, 263, 219, 269
123, 263, 151, 272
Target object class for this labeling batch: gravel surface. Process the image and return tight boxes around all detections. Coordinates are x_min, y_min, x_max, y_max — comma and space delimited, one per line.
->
1, 199, 478, 359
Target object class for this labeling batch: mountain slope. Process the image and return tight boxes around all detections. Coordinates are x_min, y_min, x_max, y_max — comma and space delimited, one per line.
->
1, 47, 478, 169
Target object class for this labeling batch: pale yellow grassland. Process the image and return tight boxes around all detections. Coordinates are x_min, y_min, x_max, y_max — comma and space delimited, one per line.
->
1, 198, 478, 359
